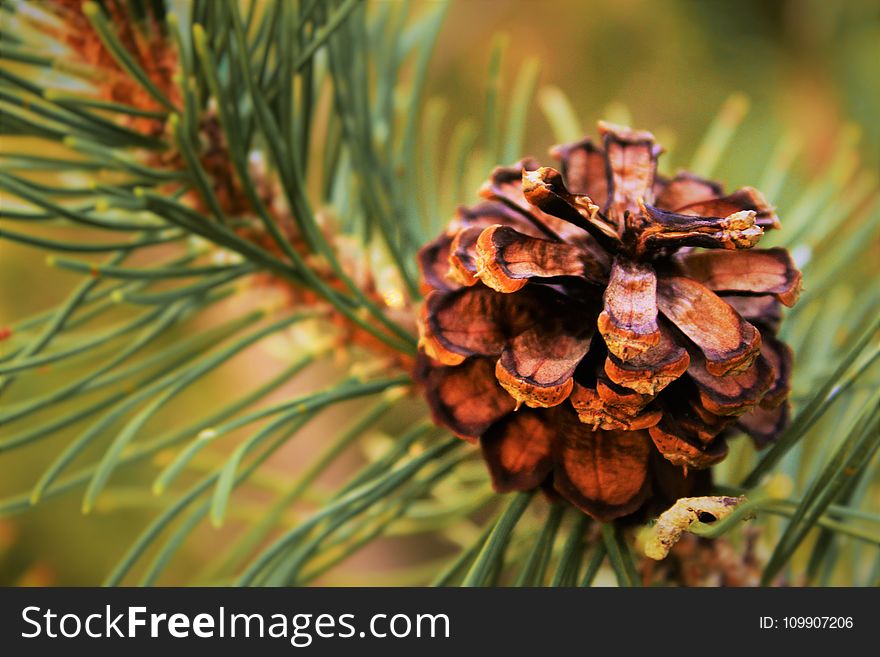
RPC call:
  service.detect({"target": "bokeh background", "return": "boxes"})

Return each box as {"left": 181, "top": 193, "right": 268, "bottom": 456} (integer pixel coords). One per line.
{"left": 1, "top": 0, "right": 878, "bottom": 585}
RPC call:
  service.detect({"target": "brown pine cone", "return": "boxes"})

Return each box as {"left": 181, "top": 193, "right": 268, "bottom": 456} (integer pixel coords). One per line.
{"left": 415, "top": 122, "right": 800, "bottom": 521}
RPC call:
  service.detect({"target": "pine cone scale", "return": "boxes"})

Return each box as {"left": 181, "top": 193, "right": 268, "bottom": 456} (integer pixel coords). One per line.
{"left": 604, "top": 321, "right": 691, "bottom": 395}
{"left": 598, "top": 256, "right": 661, "bottom": 360}
{"left": 495, "top": 318, "right": 593, "bottom": 410}
{"left": 600, "top": 121, "right": 661, "bottom": 221}
{"left": 550, "top": 139, "right": 610, "bottom": 201}
{"left": 655, "top": 172, "right": 724, "bottom": 210}
{"left": 656, "top": 276, "right": 763, "bottom": 376}
{"left": 553, "top": 420, "right": 654, "bottom": 521}
{"left": 674, "top": 248, "right": 803, "bottom": 306}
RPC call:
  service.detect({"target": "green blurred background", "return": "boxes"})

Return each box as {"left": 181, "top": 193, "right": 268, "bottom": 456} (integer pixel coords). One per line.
{"left": 435, "top": 0, "right": 879, "bottom": 170}
{"left": 1, "top": 0, "right": 878, "bottom": 585}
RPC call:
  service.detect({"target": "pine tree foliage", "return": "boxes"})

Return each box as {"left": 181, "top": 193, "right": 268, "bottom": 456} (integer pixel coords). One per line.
{"left": 0, "top": 0, "right": 878, "bottom": 586}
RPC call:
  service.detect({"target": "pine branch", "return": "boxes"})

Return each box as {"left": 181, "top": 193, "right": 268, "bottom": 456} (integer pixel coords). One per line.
{"left": 1, "top": 0, "right": 877, "bottom": 589}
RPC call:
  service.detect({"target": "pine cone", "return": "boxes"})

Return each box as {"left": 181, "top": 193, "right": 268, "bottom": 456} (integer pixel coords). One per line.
{"left": 415, "top": 122, "right": 801, "bottom": 521}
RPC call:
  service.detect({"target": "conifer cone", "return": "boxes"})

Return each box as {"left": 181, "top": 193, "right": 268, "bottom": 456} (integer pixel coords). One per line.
{"left": 415, "top": 122, "right": 801, "bottom": 521}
